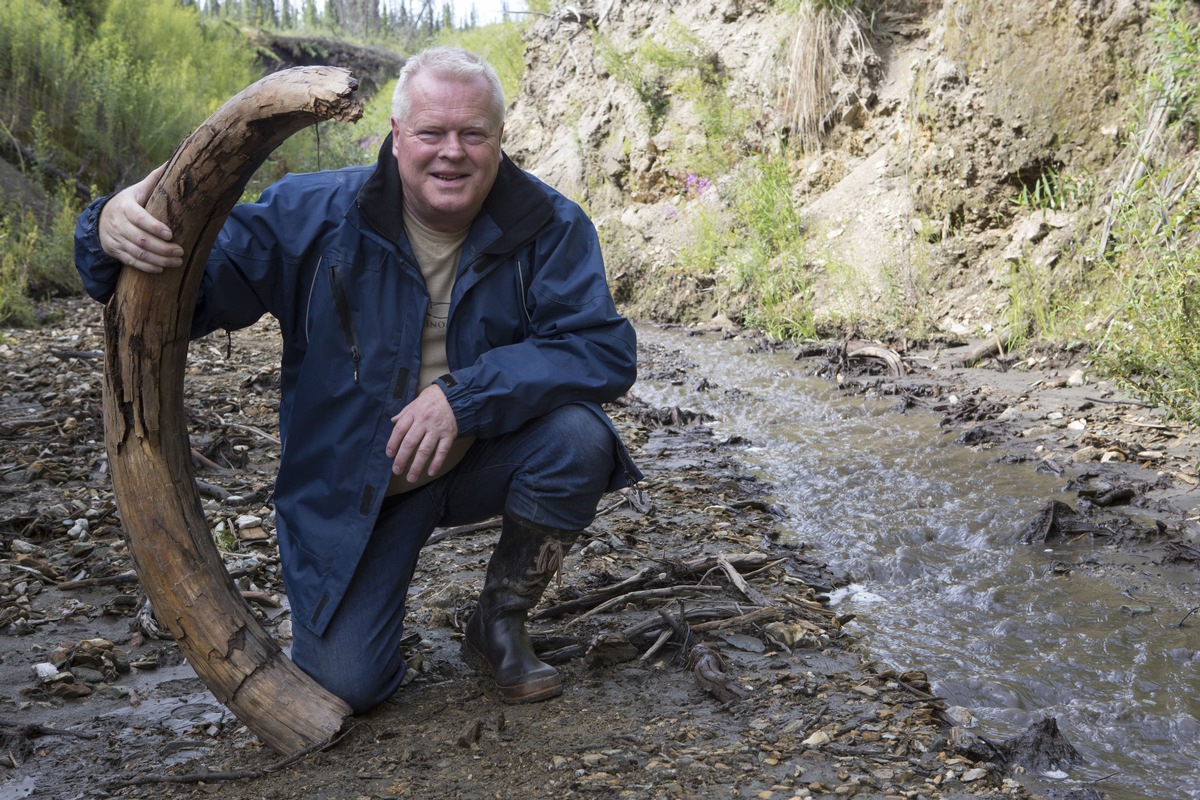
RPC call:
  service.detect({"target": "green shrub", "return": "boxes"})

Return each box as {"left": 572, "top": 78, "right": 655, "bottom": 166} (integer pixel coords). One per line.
{"left": 0, "top": 186, "right": 83, "bottom": 326}
{"left": 0, "top": 0, "right": 259, "bottom": 190}
{"left": 0, "top": 206, "right": 39, "bottom": 326}
{"left": 78, "top": 0, "right": 259, "bottom": 184}
{"left": 0, "top": 0, "right": 81, "bottom": 160}
{"left": 28, "top": 188, "right": 84, "bottom": 298}
{"left": 727, "top": 155, "right": 812, "bottom": 338}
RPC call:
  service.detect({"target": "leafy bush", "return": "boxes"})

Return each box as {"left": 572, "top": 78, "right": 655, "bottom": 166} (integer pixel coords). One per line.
{"left": 1, "top": 0, "right": 258, "bottom": 189}
{"left": 0, "top": 187, "right": 85, "bottom": 325}
{"left": 0, "top": 0, "right": 258, "bottom": 324}
{"left": 78, "top": 0, "right": 259, "bottom": 185}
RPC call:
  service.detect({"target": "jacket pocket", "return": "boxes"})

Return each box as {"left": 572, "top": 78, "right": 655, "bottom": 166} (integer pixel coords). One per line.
{"left": 328, "top": 265, "right": 362, "bottom": 384}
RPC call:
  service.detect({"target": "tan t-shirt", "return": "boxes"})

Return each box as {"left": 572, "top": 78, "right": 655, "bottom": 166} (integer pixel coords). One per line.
{"left": 387, "top": 209, "right": 476, "bottom": 495}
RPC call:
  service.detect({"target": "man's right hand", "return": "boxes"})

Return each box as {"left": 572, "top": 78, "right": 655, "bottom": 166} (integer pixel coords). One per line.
{"left": 98, "top": 164, "right": 185, "bottom": 273}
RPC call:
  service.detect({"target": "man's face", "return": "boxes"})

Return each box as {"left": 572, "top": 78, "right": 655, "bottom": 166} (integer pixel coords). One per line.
{"left": 391, "top": 72, "right": 503, "bottom": 233}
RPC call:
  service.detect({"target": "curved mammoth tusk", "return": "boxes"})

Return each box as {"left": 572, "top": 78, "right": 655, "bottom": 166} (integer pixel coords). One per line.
{"left": 101, "top": 67, "right": 362, "bottom": 755}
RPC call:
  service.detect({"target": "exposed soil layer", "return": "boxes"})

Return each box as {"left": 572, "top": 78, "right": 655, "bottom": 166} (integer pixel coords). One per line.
{"left": 3, "top": 299, "right": 1197, "bottom": 799}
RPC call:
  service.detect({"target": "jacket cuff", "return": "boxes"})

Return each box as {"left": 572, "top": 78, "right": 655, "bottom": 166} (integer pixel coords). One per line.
{"left": 435, "top": 374, "right": 480, "bottom": 436}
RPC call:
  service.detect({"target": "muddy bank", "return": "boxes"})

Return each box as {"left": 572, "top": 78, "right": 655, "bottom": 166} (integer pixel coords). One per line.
{"left": 5, "top": 300, "right": 1195, "bottom": 799}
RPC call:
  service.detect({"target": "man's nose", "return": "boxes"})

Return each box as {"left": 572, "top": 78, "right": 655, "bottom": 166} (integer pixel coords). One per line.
{"left": 439, "top": 133, "right": 465, "bottom": 157}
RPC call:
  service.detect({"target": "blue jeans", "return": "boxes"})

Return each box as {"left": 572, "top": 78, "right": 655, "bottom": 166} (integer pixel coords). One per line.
{"left": 290, "top": 404, "right": 618, "bottom": 712}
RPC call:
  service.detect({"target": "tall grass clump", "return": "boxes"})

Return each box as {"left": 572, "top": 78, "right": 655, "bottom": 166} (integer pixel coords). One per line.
{"left": 1091, "top": 0, "right": 1200, "bottom": 422}
{"left": 779, "top": 0, "right": 874, "bottom": 153}
{"left": 677, "top": 154, "right": 812, "bottom": 338}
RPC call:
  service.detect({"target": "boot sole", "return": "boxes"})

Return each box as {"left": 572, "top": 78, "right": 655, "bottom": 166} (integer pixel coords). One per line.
{"left": 461, "top": 638, "right": 563, "bottom": 704}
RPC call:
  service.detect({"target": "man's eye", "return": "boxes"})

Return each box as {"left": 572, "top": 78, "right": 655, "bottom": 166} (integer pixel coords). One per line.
{"left": 417, "top": 131, "right": 441, "bottom": 142}
{"left": 462, "top": 132, "right": 488, "bottom": 144}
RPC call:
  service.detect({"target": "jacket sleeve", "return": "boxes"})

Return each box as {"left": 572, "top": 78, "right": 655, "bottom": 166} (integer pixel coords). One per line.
{"left": 72, "top": 178, "right": 314, "bottom": 340}
{"left": 437, "top": 204, "right": 637, "bottom": 439}
{"left": 73, "top": 196, "right": 122, "bottom": 303}
{"left": 186, "top": 177, "right": 320, "bottom": 341}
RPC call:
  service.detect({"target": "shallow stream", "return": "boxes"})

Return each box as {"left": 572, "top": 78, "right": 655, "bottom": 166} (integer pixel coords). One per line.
{"left": 634, "top": 325, "right": 1200, "bottom": 800}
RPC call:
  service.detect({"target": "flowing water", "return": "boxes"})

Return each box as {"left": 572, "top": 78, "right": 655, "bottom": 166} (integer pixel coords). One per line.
{"left": 634, "top": 325, "right": 1200, "bottom": 800}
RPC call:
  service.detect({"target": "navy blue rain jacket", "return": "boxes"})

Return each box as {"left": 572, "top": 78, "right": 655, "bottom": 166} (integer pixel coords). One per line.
{"left": 75, "top": 137, "right": 640, "bottom": 635}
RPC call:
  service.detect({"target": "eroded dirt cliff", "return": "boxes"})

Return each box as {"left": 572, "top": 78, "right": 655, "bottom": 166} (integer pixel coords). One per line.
{"left": 504, "top": 0, "right": 1160, "bottom": 336}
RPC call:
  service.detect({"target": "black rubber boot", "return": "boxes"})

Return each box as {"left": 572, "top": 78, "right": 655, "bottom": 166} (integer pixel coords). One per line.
{"left": 464, "top": 511, "right": 581, "bottom": 703}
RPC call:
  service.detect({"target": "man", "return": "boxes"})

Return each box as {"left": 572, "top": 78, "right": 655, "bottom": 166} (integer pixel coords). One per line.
{"left": 74, "top": 46, "right": 640, "bottom": 713}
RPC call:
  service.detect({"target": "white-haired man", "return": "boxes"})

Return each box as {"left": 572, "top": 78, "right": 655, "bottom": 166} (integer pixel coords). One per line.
{"left": 75, "top": 46, "right": 639, "bottom": 712}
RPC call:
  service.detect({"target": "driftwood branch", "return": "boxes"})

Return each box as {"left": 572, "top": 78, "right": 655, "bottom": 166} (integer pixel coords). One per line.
{"left": 101, "top": 67, "right": 361, "bottom": 755}
{"left": 534, "top": 553, "right": 778, "bottom": 621}
{"left": 689, "top": 643, "right": 750, "bottom": 703}
{"left": 846, "top": 344, "right": 906, "bottom": 376}
{"left": 715, "top": 554, "right": 772, "bottom": 606}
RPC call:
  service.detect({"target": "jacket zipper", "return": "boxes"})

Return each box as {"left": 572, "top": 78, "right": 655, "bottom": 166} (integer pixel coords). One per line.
{"left": 328, "top": 265, "right": 362, "bottom": 384}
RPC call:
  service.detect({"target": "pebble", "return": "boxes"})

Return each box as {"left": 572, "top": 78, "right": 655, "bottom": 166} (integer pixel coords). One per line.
{"left": 944, "top": 705, "right": 977, "bottom": 728}
{"left": 582, "top": 539, "right": 611, "bottom": 556}
{"left": 802, "top": 731, "right": 831, "bottom": 747}
{"left": 235, "top": 514, "right": 263, "bottom": 530}
{"left": 31, "top": 663, "right": 59, "bottom": 681}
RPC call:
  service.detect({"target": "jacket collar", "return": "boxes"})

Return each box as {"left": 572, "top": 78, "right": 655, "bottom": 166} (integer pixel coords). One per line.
{"left": 357, "top": 133, "right": 555, "bottom": 255}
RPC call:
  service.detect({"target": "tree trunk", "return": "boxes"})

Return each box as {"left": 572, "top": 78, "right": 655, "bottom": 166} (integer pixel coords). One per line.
{"left": 101, "top": 66, "right": 361, "bottom": 755}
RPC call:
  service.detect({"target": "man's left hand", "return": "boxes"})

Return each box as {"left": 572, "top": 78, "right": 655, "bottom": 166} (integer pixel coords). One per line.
{"left": 386, "top": 384, "right": 459, "bottom": 483}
